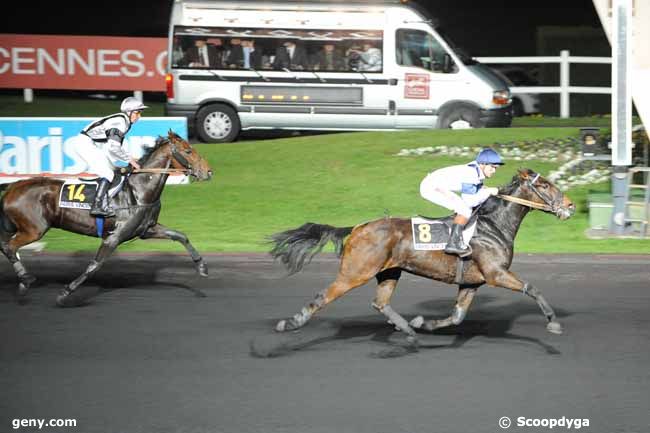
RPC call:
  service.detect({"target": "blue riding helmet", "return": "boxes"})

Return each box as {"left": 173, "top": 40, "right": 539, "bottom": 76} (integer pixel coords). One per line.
{"left": 476, "top": 148, "right": 505, "bottom": 165}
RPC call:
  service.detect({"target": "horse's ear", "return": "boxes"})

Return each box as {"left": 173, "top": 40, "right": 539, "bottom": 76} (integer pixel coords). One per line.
{"left": 168, "top": 129, "right": 174, "bottom": 138}
{"left": 517, "top": 168, "right": 534, "bottom": 179}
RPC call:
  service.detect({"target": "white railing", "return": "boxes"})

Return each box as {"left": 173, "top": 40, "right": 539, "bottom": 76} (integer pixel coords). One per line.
{"left": 476, "top": 50, "right": 612, "bottom": 118}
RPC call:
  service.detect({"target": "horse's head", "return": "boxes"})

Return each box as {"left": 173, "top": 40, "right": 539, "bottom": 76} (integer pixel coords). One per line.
{"left": 514, "top": 169, "right": 575, "bottom": 220}
{"left": 166, "top": 130, "right": 213, "bottom": 181}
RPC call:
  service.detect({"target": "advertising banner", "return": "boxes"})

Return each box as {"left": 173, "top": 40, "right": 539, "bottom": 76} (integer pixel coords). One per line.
{"left": 0, "top": 34, "right": 167, "bottom": 91}
{"left": 0, "top": 117, "right": 188, "bottom": 183}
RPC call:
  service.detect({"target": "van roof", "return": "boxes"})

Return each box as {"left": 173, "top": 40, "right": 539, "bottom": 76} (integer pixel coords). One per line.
{"left": 179, "top": 0, "right": 407, "bottom": 12}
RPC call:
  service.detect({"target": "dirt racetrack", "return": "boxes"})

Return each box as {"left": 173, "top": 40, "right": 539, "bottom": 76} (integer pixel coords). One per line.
{"left": 1, "top": 253, "right": 649, "bottom": 433}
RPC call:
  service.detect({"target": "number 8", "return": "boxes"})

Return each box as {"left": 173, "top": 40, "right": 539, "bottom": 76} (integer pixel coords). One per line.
{"left": 418, "top": 224, "right": 431, "bottom": 242}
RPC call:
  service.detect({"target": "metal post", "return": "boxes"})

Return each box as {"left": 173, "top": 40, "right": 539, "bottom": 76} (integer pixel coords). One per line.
{"left": 133, "top": 90, "right": 144, "bottom": 102}
{"left": 609, "top": 0, "right": 634, "bottom": 235}
{"left": 559, "top": 50, "right": 570, "bottom": 118}
{"left": 23, "top": 89, "right": 33, "bottom": 103}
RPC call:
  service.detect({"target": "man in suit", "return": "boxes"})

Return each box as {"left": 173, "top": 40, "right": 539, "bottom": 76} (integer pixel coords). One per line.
{"left": 184, "top": 37, "right": 221, "bottom": 68}
{"left": 273, "top": 41, "right": 308, "bottom": 70}
{"left": 238, "top": 39, "right": 263, "bottom": 69}
{"left": 311, "top": 43, "right": 346, "bottom": 71}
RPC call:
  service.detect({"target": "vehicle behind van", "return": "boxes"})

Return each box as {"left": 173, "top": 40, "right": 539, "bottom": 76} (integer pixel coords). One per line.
{"left": 165, "top": 0, "right": 512, "bottom": 142}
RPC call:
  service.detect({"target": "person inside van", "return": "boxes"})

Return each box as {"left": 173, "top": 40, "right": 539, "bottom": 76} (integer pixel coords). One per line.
{"left": 312, "top": 43, "right": 345, "bottom": 71}
{"left": 241, "top": 39, "right": 263, "bottom": 69}
{"left": 185, "top": 37, "right": 220, "bottom": 68}
{"left": 226, "top": 38, "right": 243, "bottom": 68}
{"left": 419, "top": 148, "right": 504, "bottom": 257}
{"left": 273, "top": 40, "right": 308, "bottom": 70}
{"left": 347, "top": 42, "right": 382, "bottom": 72}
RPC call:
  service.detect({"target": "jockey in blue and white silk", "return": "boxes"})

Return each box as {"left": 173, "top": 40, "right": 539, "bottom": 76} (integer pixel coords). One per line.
{"left": 420, "top": 148, "right": 504, "bottom": 257}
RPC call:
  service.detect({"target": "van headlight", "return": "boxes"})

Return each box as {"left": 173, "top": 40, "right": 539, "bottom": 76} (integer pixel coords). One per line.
{"left": 492, "top": 90, "right": 511, "bottom": 106}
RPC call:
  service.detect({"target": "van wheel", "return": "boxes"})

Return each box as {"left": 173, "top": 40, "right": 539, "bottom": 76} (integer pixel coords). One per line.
{"left": 196, "top": 104, "right": 240, "bottom": 143}
{"left": 439, "top": 105, "right": 481, "bottom": 129}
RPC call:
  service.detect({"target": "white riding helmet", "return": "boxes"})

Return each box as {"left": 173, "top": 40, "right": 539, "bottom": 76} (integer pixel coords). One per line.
{"left": 120, "top": 97, "right": 149, "bottom": 114}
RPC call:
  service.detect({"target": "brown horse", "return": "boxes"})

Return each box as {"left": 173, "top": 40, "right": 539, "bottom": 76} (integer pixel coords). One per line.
{"left": 269, "top": 169, "right": 575, "bottom": 344}
{"left": 0, "top": 130, "right": 212, "bottom": 306}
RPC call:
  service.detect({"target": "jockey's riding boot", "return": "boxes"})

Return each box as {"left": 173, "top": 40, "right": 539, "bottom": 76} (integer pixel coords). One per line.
{"left": 444, "top": 223, "right": 472, "bottom": 257}
{"left": 90, "top": 178, "right": 115, "bottom": 218}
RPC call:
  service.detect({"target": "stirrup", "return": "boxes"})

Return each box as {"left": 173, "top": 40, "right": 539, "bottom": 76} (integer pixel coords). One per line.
{"left": 444, "top": 244, "right": 472, "bottom": 257}
{"left": 90, "top": 208, "right": 115, "bottom": 218}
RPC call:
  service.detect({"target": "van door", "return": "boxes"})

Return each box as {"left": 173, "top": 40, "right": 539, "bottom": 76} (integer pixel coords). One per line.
{"left": 393, "top": 29, "right": 461, "bottom": 128}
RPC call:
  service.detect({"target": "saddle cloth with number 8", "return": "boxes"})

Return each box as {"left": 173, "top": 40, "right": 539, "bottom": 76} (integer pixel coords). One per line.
{"left": 410, "top": 216, "right": 477, "bottom": 251}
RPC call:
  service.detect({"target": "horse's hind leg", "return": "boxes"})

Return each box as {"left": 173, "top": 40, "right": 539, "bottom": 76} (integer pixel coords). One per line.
{"left": 410, "top": 286, "right": 478, "bottom": 332}
{"left": 276, "top": 224, "right": 393, "bottom": 332}
{"left": 276, "top": 273, "right": 371, "bottom": 332}
{"left": 2, "top": 227, "right": 44, "bottom": 298}
{"left": 372, "top": 268, "right": 418, "bottom": 343}
{"left": 140, "top": 223, "right": 208, "bottom": 277}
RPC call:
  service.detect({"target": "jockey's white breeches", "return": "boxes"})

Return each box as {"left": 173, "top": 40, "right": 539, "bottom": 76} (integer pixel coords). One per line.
{"left": 420, "top": 174, "right": 472, "bottom": 219}
{"left": 71, "top": 134, "right": 116, "bottom": 181}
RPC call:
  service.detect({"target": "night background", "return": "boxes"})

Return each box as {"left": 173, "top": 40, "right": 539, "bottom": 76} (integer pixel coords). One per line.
{"left": 5, "top": 0, "right": 607, "bottom": 55}
{"left": 4, "top": 0, "right": 611, "bottom": 115}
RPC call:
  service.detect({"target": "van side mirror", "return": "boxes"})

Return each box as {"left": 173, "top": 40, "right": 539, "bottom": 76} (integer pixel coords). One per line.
{"left": 442, "top": 54, "right": 454, "bottom": 73}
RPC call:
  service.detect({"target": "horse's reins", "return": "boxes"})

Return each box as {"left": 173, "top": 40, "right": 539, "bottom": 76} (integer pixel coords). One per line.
{"left": 497, "top": 173, "right": 559, "bottom": 213}
{"left": 131, "top": 168, "right": 190, "bottom": 174}
{"left": 497, "top": 194, "right": 553, "bottom": 212}
{"left": 122, "top": 139, "right": 194, "bottom": 176}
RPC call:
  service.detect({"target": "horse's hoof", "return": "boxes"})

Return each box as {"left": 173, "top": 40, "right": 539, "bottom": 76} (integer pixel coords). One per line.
{"left": 406, "top": 335, "right": 419, "bottom": 347}
{"left": 17, "top": 282, "right": 29, "bottom": 297}
{"left": 275, "top": 320, "right": 288, "bottom": 332}
{"left": 547, "top": 321, "right": 563, "bottom": 335}
{"left": 22, "top": 274, "right": 36, "bottom": 286}
{"left": 56, "top": 288, "right": 71, "bottom": 307}
{"left": 409, "top": 316, "right": 424, "bottom": 329}
{"left": 197, "top": 262, "right": 208, "bottom": 278}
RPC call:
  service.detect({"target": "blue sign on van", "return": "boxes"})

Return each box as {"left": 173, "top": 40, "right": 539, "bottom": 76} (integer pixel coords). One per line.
{"left": 0, "top": 117, "right": 187, "bottom": 176}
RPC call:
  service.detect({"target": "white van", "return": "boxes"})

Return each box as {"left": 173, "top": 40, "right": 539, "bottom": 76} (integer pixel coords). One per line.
{"left": 165, "top": 0, "right": 512, "bottom": 142}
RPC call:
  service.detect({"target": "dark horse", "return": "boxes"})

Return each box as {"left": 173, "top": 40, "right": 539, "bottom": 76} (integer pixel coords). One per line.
{"left": 0, "top": 130, "right": 212, "bottom": 306}
{"left": 269, "top": 169, "right": 575, "bottom": 344}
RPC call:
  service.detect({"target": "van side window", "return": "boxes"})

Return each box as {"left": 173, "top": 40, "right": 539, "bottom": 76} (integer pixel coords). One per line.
{"left": 172, "top": 26, "right": 383, "bottom": 72}
{"left": 396, "top": 29, "right": 456, "bottom": 73}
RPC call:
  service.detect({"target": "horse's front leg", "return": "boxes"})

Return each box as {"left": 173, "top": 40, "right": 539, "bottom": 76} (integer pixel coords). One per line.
{"left": 140, "top": 223, "right": 208, "bottom": 277}
{"left": 482, "top": 267, "right": 562, "bottom": 335}
{"left": 410, "top": 286, "right": 477, "bottom": 331}
{"left": 56, "top": 235, "right": 120, "bottom": 307}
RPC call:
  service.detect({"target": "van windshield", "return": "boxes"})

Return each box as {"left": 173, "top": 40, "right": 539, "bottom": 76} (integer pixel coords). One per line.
{"left": 395, "top": 29, "right": 458, "bottom": 73}
{"left": 433, "top": 27, "right": 476, "bottom": 66}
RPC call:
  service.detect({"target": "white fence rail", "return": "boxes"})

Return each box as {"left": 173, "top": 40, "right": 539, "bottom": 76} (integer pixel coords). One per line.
{"left": 476, "top": 50, "right": 612, "bottom": 118}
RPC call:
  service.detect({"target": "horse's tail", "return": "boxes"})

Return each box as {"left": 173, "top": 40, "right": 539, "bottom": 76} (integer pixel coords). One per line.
{"left": 269, "top": 222, "right": 354, "bottom": 274}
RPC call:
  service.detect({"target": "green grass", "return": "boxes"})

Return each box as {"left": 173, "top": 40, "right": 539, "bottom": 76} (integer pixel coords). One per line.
{"left": 2, "top": 95, "right": 647, "bottom": 254}
{"left": 31, "top": 128, "right": 649, "bottom": 254}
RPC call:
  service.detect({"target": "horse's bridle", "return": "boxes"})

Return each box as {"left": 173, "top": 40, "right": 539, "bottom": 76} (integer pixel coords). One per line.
{"left": 169, "top": 140, "right": 194, "bottom": 176}
{"left": 526, "top": 173, "right": 563, "bottom": 214}
{"left": 498, "top": 173, "right": 563, "bottom": 214}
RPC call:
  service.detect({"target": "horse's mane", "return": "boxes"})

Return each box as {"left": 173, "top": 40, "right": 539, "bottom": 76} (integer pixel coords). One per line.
{"left": 138, "top": 136, "right": 171, "bottom": 166}
{"left": 477, "top": 168, "right": 536, "bottom": 216}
